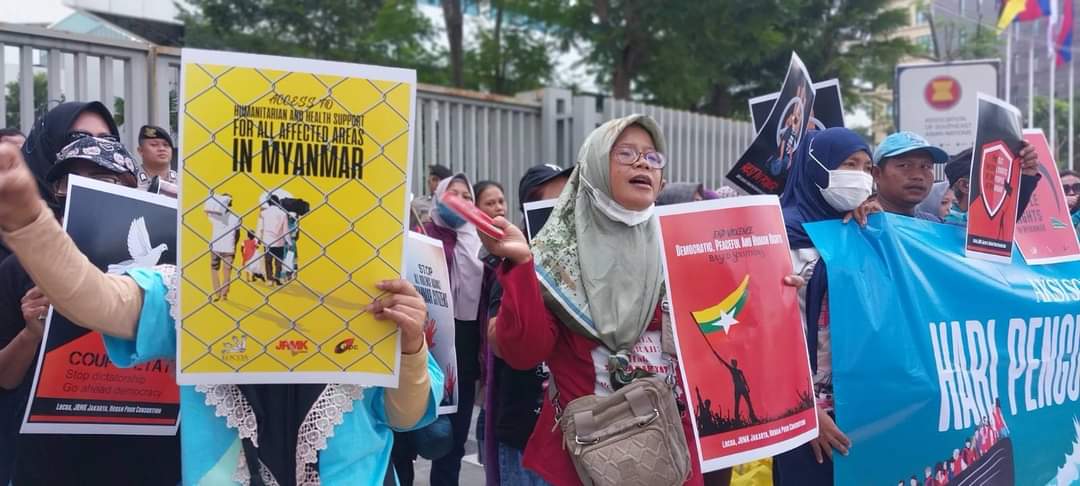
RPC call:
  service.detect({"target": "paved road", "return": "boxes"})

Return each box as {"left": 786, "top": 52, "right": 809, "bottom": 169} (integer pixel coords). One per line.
{"left": 410, "top": 406, "right": 486, "bottom": 486}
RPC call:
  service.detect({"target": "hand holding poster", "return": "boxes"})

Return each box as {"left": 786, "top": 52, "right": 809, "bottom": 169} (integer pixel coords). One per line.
{"left": 177, "top": 49, "right": 416, "bottom": 385}
{"left": 656, "top": 196, "right": 817, "bottom": 472}
{"left": 726, "top": 53, "right": 816, "bottom": 195}
{"left": 965, "top": 94, "right": 1024, "bottom": 261}
{"left": 404, "top": 232, "right": 458, "bottom": 414}
{"left": 806, "top": 214, "right": 1080, "bottom": 486}
{"left": 22, "top": 177, "right": 179, "bottom": 435}
{"left": 1015, "top": 129, "right": 1080, "bottom": 264}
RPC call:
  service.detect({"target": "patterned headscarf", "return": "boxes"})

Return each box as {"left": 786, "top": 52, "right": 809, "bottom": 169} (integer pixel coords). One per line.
{"left": 531, "top": 114, "right": 667, "bottom": 352}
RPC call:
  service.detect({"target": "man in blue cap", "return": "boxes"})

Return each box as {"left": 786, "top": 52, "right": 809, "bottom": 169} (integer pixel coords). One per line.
{"left": 869, "top": 132, "right": 1040, "bottom": 222}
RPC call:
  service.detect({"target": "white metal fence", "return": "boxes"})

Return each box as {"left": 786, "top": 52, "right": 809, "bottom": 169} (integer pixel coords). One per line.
{"left": 0, "top": 23, "right": 755, "bottom": 220}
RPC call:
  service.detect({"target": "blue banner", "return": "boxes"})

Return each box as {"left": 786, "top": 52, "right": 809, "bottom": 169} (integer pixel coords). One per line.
{"left": 806, "top": 214, "right": 1080, "bottom": 486}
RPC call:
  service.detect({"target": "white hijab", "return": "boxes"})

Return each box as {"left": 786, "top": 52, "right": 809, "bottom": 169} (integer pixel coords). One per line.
{"left": 430, "top": 174, "right": 485, "bottom": 321}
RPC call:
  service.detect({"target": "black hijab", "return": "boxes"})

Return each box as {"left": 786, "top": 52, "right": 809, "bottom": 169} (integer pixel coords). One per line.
{"left": 21, "top": 101, "right": 119, "bottom": 217}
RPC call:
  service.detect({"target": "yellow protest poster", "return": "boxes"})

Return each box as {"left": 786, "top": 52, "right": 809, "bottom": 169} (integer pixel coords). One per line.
{"left": 176, "top": 49, "right": 415, "bottom": 385}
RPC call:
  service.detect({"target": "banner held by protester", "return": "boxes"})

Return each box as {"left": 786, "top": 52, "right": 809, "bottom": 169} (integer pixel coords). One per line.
{"left": 966, "top": 94, "right": 1024, "bottom": 262}
{"left": 21, "top": 177, "right": 180, "bottom": 435}
{"left": 657, "top": 195, "right": 818, "bottom": 472}
{"left": 726, "top": 53, "right": 816, "bottom": 196}
{"left": 808, "top": 213, "right": 1080, "bottom": 486}
{"left": 177, "top": 49, "right": 416, "bottom": 385}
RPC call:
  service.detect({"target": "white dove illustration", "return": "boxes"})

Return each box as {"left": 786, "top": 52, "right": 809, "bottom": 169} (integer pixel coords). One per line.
{"left": 106, "top": 217, "right": 168, "bottom": 274}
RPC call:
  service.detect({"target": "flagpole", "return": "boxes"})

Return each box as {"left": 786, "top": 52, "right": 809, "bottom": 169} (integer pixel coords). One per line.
{"left": 1050, "top": 50, "right": 1057, "bottom": 156}
{"left": 1006, "top": 23, "right": 1014, "bottom": 104}
{"left": 1030, "top": 22, "right": 1037, "bottom": 128}
{"left": 1069, "top": 57, "right": 1074, "bottom": 170}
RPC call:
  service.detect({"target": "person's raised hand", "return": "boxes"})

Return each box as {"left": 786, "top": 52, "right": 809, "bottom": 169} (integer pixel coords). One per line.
{"left": 0, "top": 144, "right": 43, "bottom": 232}
{"left": 843, "top": 198, "right": 883, "bottom": 227}
{"left": 1018, "top": 141, "right": 1039, "bottom": 177}
{"left": 367, "top": 279, "right": 428, "bottom": 355}
{"left": 478, "top": 217, "right": 532, "bottom": 265}
{"left": 810, "top": 407, "right": 851, "bottom": 464}
{"left": 20, "top": 286, "right": 49, "bottom": 339}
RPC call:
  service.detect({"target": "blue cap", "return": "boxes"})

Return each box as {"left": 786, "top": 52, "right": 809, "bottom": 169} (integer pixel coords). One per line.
{"left": 872, "top": 131, "right": 949, "bottom": 165}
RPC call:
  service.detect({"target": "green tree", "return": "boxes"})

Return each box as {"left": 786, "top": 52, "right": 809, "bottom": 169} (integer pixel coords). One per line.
{"left": 179, "top": 0, "right": 446, "bottom": 83}
{"left": 441, "top": 0, "right": 465, "bottom": 87}
{"left": 1033, "top": 95, "right": 1080, "bottom": 170}
{"left": 113, "top": 97, "right": 126, "bottom": 128}
{"left": 5, "top": 73, "right": 48, "bottom": 129}
{"left": 464, "top": 0, "right": 553, "bottom": 95}
{"left": 932, "top": 9, "right": 1000, "bottom": 61}
{"left": 532, "top": 0, "right": 915, "bottom": 117}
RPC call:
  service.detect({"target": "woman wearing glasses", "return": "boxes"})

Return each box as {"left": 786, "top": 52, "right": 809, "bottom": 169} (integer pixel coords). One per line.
{"left": 1062, "top": 170, "right": 1080, "bottom": 235}
{"left": 479, "top": 114, "right": 804, "bottom": 486}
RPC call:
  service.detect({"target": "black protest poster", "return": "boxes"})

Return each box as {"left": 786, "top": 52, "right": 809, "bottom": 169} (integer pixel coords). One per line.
{"left": 726, "top": 53, "right": 816, "bottom": 195}
{"left": 523, "top": 199, "right": 556, "bottom": 242}
{"left": 965, "top": 94, "right": 1024, "bottom": 262}
{"left": 21, "top": 176, "right": 180, "bottom": 435}
{"left": 749, "top": 79, "right": 844, "bottom": 133}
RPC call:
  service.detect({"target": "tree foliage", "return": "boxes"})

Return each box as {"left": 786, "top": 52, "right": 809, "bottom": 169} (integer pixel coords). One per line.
{"left": 181, "top": 0, "right": 918, "bottom": 118}
{"left": 179, "top": 0, "right": 446, "bottom": 83}
{"left": 1033, "top": 95, "right": 1080, "bottom": 170}
{"left": 529, "top": 0, "right": 916, "bottom": 117}
{"left": 463, "top": 0, "right": 554, "bottom": 95}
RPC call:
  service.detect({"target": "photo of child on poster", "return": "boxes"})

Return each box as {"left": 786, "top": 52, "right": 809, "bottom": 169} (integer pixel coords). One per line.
{"left": 727, "top": 53, "right": 817, "bottom": 195}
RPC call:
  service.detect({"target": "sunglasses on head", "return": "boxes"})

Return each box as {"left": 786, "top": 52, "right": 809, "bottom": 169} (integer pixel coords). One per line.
{"left": 1064, "top": 182, "right": 1080, "bottom": 196}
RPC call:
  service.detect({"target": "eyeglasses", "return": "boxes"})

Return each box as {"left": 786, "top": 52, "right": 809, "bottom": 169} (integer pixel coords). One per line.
{"left": 611, "top": 144, "right": 666, "bottom": 169}
{"left": 1064, "top": 182, "right": 1080, "bottom": 196}
{"left": 54, "top": 173, "right": 125, "bottom": 198}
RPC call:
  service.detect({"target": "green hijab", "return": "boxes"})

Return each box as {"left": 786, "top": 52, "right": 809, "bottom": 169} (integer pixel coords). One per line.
{"left": 531, "top": 114, "right": 667, "bottom": 353}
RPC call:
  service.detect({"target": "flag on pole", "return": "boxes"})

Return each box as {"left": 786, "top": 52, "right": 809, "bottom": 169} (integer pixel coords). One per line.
{"left": 1017, "top": 0, "right": 1053, "bottom": 21}
{"left": 999, "top": 0, "right": 1033, "bottom": 30}
{"left": 1057, "top": 0, "right": 1074, "bottom": 65}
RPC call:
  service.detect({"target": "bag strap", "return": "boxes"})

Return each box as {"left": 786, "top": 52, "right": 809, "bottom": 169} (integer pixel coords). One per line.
{"left": 660, "top": 299, "right": 676, "bottom": 357}
{"left": 548, "top": 300, "right": 677, "bottom": 423}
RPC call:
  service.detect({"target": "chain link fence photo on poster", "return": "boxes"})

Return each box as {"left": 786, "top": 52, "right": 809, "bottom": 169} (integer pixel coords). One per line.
{"left": 176, "top": 49, "right": 416, "bottom": 385}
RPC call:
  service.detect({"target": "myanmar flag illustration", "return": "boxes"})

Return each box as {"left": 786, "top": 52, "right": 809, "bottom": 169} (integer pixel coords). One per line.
{"left": 691, "top": 275, "right": 749, "bottom": 335}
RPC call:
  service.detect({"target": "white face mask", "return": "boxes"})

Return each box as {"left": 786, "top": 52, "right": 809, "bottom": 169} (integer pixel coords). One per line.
{"left": 819, "top": 169, "right": 873, "bottom": 212}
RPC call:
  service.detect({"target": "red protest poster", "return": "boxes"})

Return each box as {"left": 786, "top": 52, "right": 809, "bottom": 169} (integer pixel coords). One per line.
{"left": 966, "top": 94, "right": 1024, "bottom": 262}
{"left": 656, "top": 196, "right": 817, "bottom": 472}
{"left": 1015, "top": 129, "right": 1080, "bottom": 264}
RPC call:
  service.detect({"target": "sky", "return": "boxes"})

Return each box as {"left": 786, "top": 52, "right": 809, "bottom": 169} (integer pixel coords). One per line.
{"left": 4, "top": 0, "right": 74, "bottom": 24}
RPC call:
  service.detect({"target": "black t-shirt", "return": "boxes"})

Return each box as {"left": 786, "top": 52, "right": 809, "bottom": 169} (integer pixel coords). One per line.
{"left": 488, "top": 279, "right": 547, "bottom": 450}
{"left": 0, "top": 255, "right": 182, "bottom": 486}
{"left": 0, "top": 253, "right": 33, "bottom": 484}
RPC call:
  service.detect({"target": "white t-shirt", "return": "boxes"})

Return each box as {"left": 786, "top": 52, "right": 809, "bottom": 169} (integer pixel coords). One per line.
{"left": 209, "top": 212, "right": 241, "bottom": 254}
{"left": 259, "top": 206, "right": 289, "bottom": 248}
